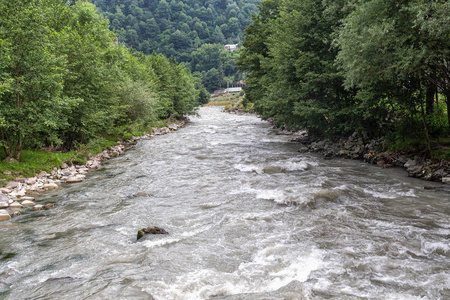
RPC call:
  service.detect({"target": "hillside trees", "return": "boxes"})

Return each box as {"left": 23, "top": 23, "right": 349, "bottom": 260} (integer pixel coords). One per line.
{"left": 0, "top": 0, "right": 199, "bottom": 161}
{"left": 90, "top": 0, "right": 261, "bottom": 91}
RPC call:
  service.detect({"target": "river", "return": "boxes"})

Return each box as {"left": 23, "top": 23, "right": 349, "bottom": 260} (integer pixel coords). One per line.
{"left": 0, "top": 106, "right": 449, "bottom": 300}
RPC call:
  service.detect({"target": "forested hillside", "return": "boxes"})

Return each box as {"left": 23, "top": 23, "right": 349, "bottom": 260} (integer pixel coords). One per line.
{"left": 238, "top": 0, "right": 450, "bottom": 156}
{"left": 0, "top": 0, "right": 199, "bottom": 162}
{"left": 90, "top": 0, "right": 261, "bottom": 91}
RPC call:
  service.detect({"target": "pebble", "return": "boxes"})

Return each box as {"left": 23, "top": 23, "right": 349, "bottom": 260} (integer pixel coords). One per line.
{"left": 9, "top": 202, "right": 23, "bottom": 208}
{"left": 0, "top": 209, "right": 11, "bottom": 221}
{"left": 34, "top": 205, "right": 45, "bottom": 211}
{"left": 21, "top": 200, "right": 35, "bottom": 207}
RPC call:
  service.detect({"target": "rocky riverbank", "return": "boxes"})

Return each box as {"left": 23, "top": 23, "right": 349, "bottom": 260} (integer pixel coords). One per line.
{"left": 0, "top": 119, "right": 188, "bottom": 221}
{"left": 288, "top": 130, "right": 450, "bottom": 187}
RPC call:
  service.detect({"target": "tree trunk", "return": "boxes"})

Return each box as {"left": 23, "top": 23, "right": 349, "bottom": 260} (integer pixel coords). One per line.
{"left": 14, "top": 138, "right": 23, "bottom": 161}
{"left": 426, "top": 85, "right": 435, "bottom": 115}
{"left": 445, "top": 87, "right": 450, "bottom": 135}
{"left": 420, "top": 101, "right": 432, "bottom": 157}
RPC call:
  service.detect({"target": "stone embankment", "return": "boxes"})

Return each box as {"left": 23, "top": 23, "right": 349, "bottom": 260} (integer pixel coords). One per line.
{"left": 0, "top": 120, "right": 187, "bottom": 221}
{"left": 288, "top": 130, "right": 450, "bottom": 186}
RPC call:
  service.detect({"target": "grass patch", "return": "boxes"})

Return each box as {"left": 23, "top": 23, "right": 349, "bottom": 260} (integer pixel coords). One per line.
{"left": 0, "top": 149, "right": 80, "bottom": 183}
{"left": 0, "top": 137, "right": 120, "bottom": 185}
{"left": 203, "top": 102, "right": 233, "bottom": 106}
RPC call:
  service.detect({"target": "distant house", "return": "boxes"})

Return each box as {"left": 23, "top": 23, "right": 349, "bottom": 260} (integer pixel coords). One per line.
{"left": 224, "top": 44, "right": 238, "bottom": 52}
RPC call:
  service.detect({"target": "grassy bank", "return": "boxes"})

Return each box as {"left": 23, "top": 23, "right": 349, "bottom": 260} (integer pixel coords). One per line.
{"left": 0, "top": 121, "right": 172, "bottom": 186}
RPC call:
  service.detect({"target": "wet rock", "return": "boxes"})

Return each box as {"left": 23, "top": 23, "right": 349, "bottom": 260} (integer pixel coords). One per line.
{"left": 137, "top": 226, "right": 168, "bottom": 240}
{"left": 19, "top": 196, "right": 35, "bottom": 202}
{"left": 0, "top": 209, "right": 11, "bottom": 221}
{"left": 61, "top": 163, "right": 69, "bottom": 169}
{"left": 34, "top": 204, "right": 45, "bottom": 211}
{"left": 11, "top": 211, "right": 21, "bottom": 217}
{"left": 9, "top": 201, "right": 23, "bottom": 208}
{"left": 168, "top": 124, "right": 178, "bottom": 131}
{"left": 133, "top": 191, "right": 148, "bottom": 197}
{"left": 14, "top": 177, "right": 26, "bottom": 183}
{"left": 442, "top": 177, "right": 450, "bottom": 185}
{"left": 45, "top": 203, "right": 55, "bottom": 209}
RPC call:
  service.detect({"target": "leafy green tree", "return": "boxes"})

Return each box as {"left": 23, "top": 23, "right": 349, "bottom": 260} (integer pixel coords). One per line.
{"left": 336, "top": 0, "right": 450, "bottom": 151}
{"left": 0, "top": 0, "right": 78, "bottom": 161}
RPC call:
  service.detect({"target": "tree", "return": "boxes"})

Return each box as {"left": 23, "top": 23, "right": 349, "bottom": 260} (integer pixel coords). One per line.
{"left": 0, "top": 0, "right": 78, "bottom": 161}
{"left": 336, "top": 0, "right": 450, "bottom": 151}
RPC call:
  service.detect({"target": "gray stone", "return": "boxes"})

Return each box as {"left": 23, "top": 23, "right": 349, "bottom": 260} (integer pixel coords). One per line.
{"left": 14, "top": 177, "right": 26, "bottom": 183}
{"left": 5, "top": 182, "right": 20, "bottom": 190}
{"left": 0, "top": 188, "right": 12, "bottom": 194}
{"left": 3, "top": 170, "right": 12, "bottom": 176}
{"left": 0, "top": 209, "right": 11, "bottom": 221}
{"left": 0, "top": 197, "right": 9, "bottom": 209}
{"left": 442, "top": 177, "right": 450, "bottom": 184}
{"left": 404, "top": 159, "right": 417, "bottom": 169}
{"left": 61, "top": 163, "right": 69, "bottom": 169}
{"left": 26, "top": 177, "right": 37, "bottom": 185}
{"left": 43, "top": 183, "right": 58, "bottom": 190}
{"left": 339, "top": 149, "right": 350, "bottom": 156}
{"left": 65, "top": 176, "right": 83, "bottom": 183}
{"left": 61, "top": 170, "right": 72, "bottom": 177}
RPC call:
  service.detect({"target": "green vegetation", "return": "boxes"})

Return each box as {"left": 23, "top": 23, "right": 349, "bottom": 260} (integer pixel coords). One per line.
{"left": 238, "top": 0, "right": 450, "bottom": 156}
{"left": 89, "top": 0, "right": 261, "bottom": 91}
{"left": 0, "top": 1, "right": 200, "bottom": 171}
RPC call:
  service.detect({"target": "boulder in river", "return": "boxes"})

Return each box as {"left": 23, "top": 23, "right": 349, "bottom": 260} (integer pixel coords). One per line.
{"left": 137, "top": 226, "right": 168, "bottom": 240}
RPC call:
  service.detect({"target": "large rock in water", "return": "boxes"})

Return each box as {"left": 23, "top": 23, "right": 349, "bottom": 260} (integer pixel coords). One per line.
{"left": 137, "top": 226, "right": 168, "bottom": 240}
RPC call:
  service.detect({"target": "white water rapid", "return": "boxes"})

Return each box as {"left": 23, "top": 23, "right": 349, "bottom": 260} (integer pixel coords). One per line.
{"left": 0, "top": 107, "right": 449, "bottom": 300}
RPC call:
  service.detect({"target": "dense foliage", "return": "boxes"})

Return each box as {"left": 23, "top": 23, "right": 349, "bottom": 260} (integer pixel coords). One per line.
{"left": 89, "top": 0, "right": 261, "bottom": 91}
{"left": 0, "top": 0, "right": 200, "bottom": 161}
{"left": 238, "top": 0, "right": 450, "bottom": 153}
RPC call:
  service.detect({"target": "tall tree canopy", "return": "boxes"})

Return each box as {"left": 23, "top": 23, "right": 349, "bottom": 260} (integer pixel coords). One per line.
{"left": 239, "top": 0, "right": 450, "bottom": 152}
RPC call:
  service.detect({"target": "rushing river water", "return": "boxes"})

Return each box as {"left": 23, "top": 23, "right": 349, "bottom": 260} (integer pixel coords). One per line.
{"left": 1, "top": 107, "right": 449, "bottom": 300}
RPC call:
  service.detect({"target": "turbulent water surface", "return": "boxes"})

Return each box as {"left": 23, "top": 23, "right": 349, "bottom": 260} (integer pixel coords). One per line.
{"left": 0, "top": 107, "right": 449, "bottom": 300}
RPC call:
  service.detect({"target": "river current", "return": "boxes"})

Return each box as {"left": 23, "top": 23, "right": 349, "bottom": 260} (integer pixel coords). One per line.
{"left": 1, "top": 107, "right": 449, "bottom": 300}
